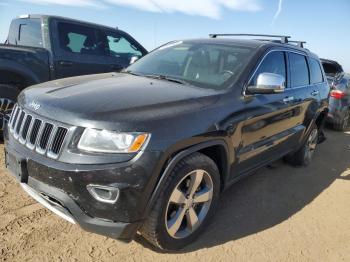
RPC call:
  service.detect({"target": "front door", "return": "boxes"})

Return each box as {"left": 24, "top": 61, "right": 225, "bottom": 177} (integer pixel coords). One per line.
{"left": 231, "top": 50, "right": 306, "bottom": 177}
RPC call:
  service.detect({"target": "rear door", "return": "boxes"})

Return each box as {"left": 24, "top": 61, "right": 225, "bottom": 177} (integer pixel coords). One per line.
{"left": 308, "top": 57, "right": 329, "bottom": 113}
{"left": 287, "top": 52, "right": 319, "bottom": 134}
{"left": 52, "top": 20, "right": 111, "bottom": 78}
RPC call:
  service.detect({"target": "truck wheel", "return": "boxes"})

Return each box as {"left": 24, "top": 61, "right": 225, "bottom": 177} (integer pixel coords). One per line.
{"left": 333, "top": 108, "right": 349, "bottom": 131}
{"left": 285, "top": 123, "right": 319, "bottom": 166}
{"left": 141, "top": 152, "right": 220, "bottom": 251}
{"left": 0, "top": 84, "right": 18, "bottom": 138}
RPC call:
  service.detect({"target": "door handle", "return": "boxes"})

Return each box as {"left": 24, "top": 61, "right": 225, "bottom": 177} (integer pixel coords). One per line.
{"left": 311, "top": 90, "right": 319, "bottom": 96}
{"left": 59, "top": 61, "right": 73, "bottom": 67}
{"left": 283, "top": 96, "right": 294, "bottom": 103}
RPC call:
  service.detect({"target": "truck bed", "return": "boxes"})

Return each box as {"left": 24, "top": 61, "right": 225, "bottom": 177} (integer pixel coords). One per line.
{"left": 0, "top": 44, "right": 50, "bottom": 84}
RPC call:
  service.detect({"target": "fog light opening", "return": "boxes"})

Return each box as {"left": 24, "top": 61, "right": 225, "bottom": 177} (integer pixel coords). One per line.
{"left": 87, "top": 185, "right": 120, "bottom": 204}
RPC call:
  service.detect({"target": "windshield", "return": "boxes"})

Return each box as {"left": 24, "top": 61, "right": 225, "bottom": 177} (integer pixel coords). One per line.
{"left": 126, "top": 41, "right": 255, "bottom": 90}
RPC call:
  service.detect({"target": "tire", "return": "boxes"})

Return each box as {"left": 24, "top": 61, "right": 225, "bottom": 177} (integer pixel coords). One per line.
{"left": 140, "top": 152, "right": 220, "bottom": 251}
{"left": 333, "top": 108, "right": 349, "bottom": 131}
{"left": 284, "top": 123, "right": 319, "bottom": 166}
{"left": 0, "top": 84, "right": 19, "bottom": 136}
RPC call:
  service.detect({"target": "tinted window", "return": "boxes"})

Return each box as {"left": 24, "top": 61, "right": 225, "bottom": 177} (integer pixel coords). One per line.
{"left": 289, "top": 53, "right": 309, "bottom": 87}
{"left": 57, "top": 22, "right": 104, "bottom": 55}
{"left": 104, "top": 31, "right": 143, "bottom": 58}
{"left": 127, "top": 42, "right": 255, "bottom": 90}
{"left": 7, "top": 19, "right": 43, "bottom": 47}
{"left": 309, "top": 58, "right": 323, "bottom": 84}
{"left": 250, "top": 51, "right": 286, "bottom": 86}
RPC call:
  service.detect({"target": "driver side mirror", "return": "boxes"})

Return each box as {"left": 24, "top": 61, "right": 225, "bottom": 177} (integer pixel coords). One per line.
{"left": 247, "top": 73, "right": 285, "bottom": 94}
{"left": 130, "top": 56, "right": 139, "bottom": 65}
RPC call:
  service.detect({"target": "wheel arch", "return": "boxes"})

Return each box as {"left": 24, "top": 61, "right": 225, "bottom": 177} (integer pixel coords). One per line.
{"left": 144, "top": 140, "right": 230, "bottom": 218}
{"left": 0, "top": 60, "right": 40, "bottom": 90}
{"left": 315, "top": 108, "right": 328, "bottom": 129}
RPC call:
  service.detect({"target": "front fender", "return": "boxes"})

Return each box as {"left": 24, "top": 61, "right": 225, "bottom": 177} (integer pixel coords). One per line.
{"left": 143, "top": 139, "right": 230, "bottom": 218}
{"left": 0, "top": 58, "right": 40, "bottom": 86}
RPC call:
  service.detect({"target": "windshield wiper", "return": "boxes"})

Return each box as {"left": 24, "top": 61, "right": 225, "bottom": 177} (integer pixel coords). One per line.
{"left": 143, "top": 74, "right": 189, "bottom": 85}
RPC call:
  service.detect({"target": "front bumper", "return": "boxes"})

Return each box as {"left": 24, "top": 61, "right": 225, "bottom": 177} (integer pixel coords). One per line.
{"left": 4, "top": 133, "right": 163, "bottom": 241}
{"left": 20, "top": 177, "right": 140, "bottom": 240}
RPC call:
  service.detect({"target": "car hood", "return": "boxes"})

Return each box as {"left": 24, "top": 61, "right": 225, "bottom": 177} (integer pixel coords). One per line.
{"left": 19, "top": 73, "right": 221, "bottom": 129}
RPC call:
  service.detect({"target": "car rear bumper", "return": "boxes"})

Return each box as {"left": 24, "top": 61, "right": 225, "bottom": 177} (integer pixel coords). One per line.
{"left": 326, "top": 98, "right": 349, "bottom": 124}
{"left": 326, "top": 107, "right": 347, "bottom": 124}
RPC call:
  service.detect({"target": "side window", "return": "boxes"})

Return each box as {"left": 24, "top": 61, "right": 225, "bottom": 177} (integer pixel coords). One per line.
{"left": 104, "top": 31, "right": 143, "bottom": 58}
{"left": 289, "top": 53, "right": 309, "bottom": 87}
{"left": 309, "top": 58, "right": 324, "bottom": 84}
{"left": 250, "top": 51, "right": 286, "bottom": 86}
{"left": 8, "top": 19, "right": 43, "bottom": 47}
{"left": 57, "top": 22, "right": 103, "bottom": 55}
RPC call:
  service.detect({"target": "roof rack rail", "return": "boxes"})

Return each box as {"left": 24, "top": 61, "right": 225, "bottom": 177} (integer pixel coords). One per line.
{"left": 288, "top": 41, "right": 306, "bottom": 48}
{"left": 209, "top": 34, "right": 291, "bottom": 44}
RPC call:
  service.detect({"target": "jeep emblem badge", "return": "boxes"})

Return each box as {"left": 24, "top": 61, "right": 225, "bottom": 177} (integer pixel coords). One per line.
{"left": 29, "top": 101, "right": 41, "bottom": 111}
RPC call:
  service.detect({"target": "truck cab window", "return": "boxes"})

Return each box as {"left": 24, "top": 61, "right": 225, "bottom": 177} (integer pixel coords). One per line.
{"left": 7, "top": 18, "right": 43, "bottom": 47}
{"left": 57, "top": 22, "right": 103, "bottom": 55}
{"left": 104, "top": 31, "right": 143, "bottom": 60}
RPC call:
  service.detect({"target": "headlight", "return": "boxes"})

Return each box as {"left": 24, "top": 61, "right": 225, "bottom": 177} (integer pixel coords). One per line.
{"left": 77, "top": 129, "right": 150, "bottom": 153}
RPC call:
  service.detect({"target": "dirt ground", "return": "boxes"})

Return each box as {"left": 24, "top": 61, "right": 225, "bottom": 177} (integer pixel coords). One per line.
{"left": 0, "top": 129, "right": 349, "bottom": 262}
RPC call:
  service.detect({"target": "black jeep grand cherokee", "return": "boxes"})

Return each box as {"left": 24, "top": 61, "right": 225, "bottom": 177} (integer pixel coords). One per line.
{"left": 4, "top": 34, "right": 329, "bottom": 250}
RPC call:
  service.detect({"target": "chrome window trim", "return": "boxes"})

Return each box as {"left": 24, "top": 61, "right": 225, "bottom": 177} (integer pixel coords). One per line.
{"left": 244, "top": 49, "right": 327, "bottom": 96}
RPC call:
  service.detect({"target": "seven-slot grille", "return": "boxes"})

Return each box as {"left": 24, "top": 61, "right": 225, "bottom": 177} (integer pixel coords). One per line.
{"left": 8, "top": 105, "right": 68, "bottom": 159}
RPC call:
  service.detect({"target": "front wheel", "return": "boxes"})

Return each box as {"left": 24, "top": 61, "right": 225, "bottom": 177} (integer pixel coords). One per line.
{"left": 141, "top": 153, "right": 220, "bottom": 251}
{"left": 285, "top": 123, "right": 319, "bottom": 166}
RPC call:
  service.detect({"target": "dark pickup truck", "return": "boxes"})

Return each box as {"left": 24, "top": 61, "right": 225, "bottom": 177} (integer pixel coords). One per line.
{"left": 0, "top": 14, "right": 147, "bottom": 134}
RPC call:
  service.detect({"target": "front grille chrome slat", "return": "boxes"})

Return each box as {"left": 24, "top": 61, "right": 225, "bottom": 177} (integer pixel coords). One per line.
{"left": 38, "top": 123, "right": 54, "bottom": 153}
{"left": 19, "top": 115, "right": 33, "bottom": 144}
{"left": 14, "top": 111, "right": 25, "bottom": 138}
{"left": 11, "top": 107, "right": 21, "bottom": 132}
{"left": 9, "top": 104, "right": 18, "bottom": 127}
{"left": 48, "top": 127, "right": 68, "bottom": 159}
{"left": 9, "top": 104, "right": 68, "bottom": 159}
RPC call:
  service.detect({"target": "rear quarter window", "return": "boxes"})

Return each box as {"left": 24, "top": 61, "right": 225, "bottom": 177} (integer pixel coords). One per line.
{"left": 309, "top": 58, "right": 324, "bottom": 84}
{"left": 7, "top": 18, "right": 43, "bottom": 48}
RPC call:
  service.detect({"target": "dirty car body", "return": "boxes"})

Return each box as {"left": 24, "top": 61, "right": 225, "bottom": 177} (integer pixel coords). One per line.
{"left": 4, "top": 38, "right": 329, "bottom": 247}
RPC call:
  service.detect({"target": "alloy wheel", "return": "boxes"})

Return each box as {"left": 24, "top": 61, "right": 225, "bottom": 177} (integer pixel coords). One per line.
{"left": 304, "top": 128, "right": 318, "bottom": 161}
{"left": 0, "top": 98, "right": 15, "bottom": 130}
{"left": 165, "top": 169, "right": 213, "bottom": 239}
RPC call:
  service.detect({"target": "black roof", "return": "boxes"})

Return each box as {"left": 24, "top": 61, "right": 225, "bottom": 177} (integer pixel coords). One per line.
{"left": 15, "top": 14, "right": 118, "bottom": 31}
